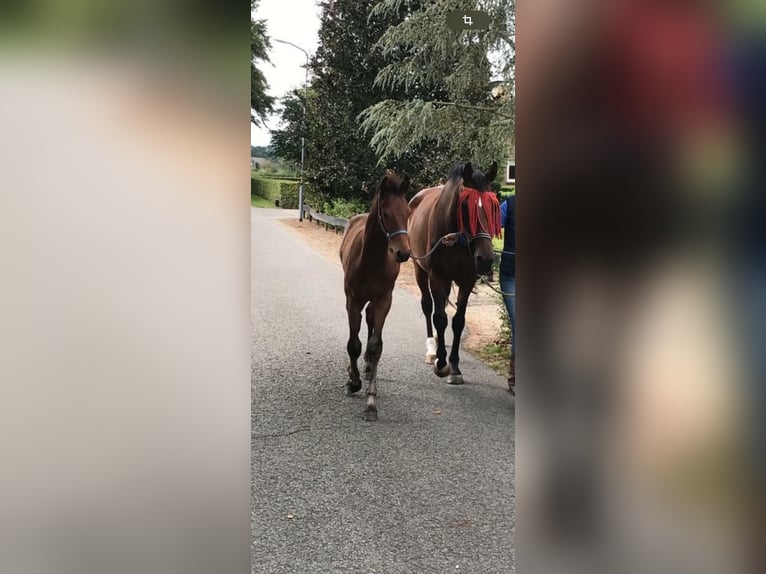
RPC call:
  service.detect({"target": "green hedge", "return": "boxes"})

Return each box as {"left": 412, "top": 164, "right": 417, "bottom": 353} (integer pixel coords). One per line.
{"left": 264, "top": 173, "right": 300, "bottom": 181}
{"left": 251, "top": 175, "right": 304, "bottom": 208}
{"left": 251, "top": 176, "right": 281, "bottom": 200}
{"left": 252, "top": 176, "right": 354, "bottom": 211}
{"left": 279, "top": 182, "right": 300, "bottom": 209}
{"left": 251, "top": 170, "right": 299, "bottom": 180}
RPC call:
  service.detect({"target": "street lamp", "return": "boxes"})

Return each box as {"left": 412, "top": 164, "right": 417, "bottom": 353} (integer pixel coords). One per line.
{"left": 274, "top": 39, "right": 309, "bottom": 221}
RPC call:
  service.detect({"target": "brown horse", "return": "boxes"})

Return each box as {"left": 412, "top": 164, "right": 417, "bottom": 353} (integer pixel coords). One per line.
{"left": 408, "top": 162, "right": 501, "bottom": 385}
{"left": 339, "top": 172, "right": 411, "bottom": 421}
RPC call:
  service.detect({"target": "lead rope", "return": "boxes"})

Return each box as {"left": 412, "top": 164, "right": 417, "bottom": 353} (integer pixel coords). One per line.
{"left": 477, "top": 275, "right": 515, "bottom": 297}
{"left": 409, "top": 233, "right": 459, "bottom": 260}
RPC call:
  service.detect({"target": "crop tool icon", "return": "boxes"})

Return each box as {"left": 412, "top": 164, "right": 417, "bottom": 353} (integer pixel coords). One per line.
{"left": 446, "top": 10, "right": 488, "bottom": 31}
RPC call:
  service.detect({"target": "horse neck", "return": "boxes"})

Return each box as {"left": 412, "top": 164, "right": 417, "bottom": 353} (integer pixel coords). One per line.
{"left": 362, "top": 195, "right": 388, "bottom": 259}
{"left": 433, "top": 180, "right": 460, "bottom": 234}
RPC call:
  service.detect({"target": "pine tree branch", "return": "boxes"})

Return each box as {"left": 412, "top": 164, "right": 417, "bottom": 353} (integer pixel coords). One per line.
{"left": 431, "top": 101, "right": 514, "bottom": 120}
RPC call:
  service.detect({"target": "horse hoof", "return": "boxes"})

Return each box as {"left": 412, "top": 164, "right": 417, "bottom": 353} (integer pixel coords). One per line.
{"left": 425, "top": 354, "right": 436, "bottom": 365}
{"left": 447, "top": 374, "right": 464, "bottom": 385}
{"left": 362, "top": 408, "right": 378, "bottom": 422}
{"left": 345, "top": 382, "right": 362, "bottom": 395}
{"left": 433, "top": 363, "right": 450, "bottom": 378}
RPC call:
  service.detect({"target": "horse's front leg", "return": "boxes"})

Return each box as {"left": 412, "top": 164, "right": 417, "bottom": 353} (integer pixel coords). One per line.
{"left": 363, "top": 304, "right": 374, "bottom": 380}
{"left": 447, "top": 285, "right": 472, "bottom": 385}
{"left": 363, "top": 293, "right": 392, "bottom": 421}
{"left": 430, "top": 277, "right": 451, "bottom": 378}
{"left": 345, "top": 295, "right": 364, "bottom": 395}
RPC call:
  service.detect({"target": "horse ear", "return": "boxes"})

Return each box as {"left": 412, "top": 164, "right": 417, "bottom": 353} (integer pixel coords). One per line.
{"left": 486, "top": 161, "right": 498, "bottom": 182}
{"left": 462, "top": 162, "right": 473, "bottom": 183}
{"left": 398, "top": 175, "right": 410, "bottom": 195}
{"left": 487, "top": 161, "right": 497, "bottom": 183}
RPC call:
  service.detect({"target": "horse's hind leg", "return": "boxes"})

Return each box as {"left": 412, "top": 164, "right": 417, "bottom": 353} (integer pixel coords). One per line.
{"left": 363, "top": 294, "right": 392, "bottom": 421}
{"left": 415, "top": 264, "right": 436, "bottom": 364}
{"left": 446, "top": 285, "right": 471, "bottom": 385}
{"left": 363, "top": 304, "right": 374, "bottom": 379}
{"left": 345, "top": 296, "right": 364, "bottom": 395}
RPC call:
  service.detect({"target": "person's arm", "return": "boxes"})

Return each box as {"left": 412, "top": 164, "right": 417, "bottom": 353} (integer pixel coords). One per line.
{"left": 500, "top": 198, "right": 508, "bottom": 227}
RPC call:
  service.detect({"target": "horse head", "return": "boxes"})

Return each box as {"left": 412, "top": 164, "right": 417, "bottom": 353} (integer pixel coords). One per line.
{"left": 455, "top": 161, "right": 500, "bottom": 275}
{"left": 377, "top": 172, "right": 412, "bottom": 263}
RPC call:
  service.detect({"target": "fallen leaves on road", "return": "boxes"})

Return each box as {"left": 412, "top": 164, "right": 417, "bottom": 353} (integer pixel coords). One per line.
{"left": 433, "top": 409, "right": 442, "bottom": 415}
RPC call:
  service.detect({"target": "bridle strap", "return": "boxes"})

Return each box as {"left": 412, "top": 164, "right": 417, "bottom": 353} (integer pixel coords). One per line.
{"left": 377, "top": 197, "right": 408, "bottom": 242}
{"left": 385, "top": 229, "right": 409, "bottom": 240}
{"left": 468, "top": 232, "right": 492, "bottom": 243}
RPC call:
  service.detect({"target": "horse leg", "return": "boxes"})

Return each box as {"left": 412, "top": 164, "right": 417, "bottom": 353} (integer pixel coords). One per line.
{"left": 446, "top": 285, "right": 471, "bottom": 385}
{"left": 415, "top": 264, "right": 437, "bottom": 364}
{"left": 429, "top": 276, "right": 451, "bottom": 378}
{"left": 345, "top": 296, "right": 364, "bottom": 395}
{"left": 363, "top": 294, "right": 392, "bottom": 421}
{"left": 363, "top": 304, "right": 374, "bottom": 380}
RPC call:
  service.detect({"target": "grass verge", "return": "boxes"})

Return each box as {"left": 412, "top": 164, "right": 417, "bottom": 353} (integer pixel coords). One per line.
{"left": 251, "top": 195, "right": 276, "bottom": 208}
{"left": 474, "top": 342, "right": 510, "bottom": 376}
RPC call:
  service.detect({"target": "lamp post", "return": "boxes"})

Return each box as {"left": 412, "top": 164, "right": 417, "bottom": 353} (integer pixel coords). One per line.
{"left": 274, "top": 39, "right": 309, "bottom": 221}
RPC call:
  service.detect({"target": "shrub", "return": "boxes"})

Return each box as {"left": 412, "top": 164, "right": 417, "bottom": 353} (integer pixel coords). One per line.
{"left": 494, "top": 293, "right": 511, "bottom": 347}
{"left": 302, "top": 185, "right": 323, "bottom": 209}
{"left": 279, "top": 182, "right": 300, "bottom": 209}
{"left": 321, "top": 198, "right": 368, "bottom": 219}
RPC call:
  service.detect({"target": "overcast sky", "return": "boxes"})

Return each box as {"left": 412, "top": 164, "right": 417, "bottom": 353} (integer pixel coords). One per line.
{"left": 251, "top": 0, "right": 321, "bottom": 146}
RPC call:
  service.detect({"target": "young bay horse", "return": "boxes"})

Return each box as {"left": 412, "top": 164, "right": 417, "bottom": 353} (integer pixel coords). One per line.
{"left": 339, "top": 172, "right": 411, "bottom": 421}
{"left": 408, "top": 162, "right": 501, "bottom": 385}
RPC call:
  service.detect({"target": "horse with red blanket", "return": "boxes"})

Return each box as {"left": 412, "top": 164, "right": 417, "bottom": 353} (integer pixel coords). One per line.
{"left": 408, "top": 162, "right": 501, "bottom": 385}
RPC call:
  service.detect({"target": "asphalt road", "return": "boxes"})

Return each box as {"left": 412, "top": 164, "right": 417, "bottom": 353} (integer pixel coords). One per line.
{"left": 251, "top": 207, "right": 515, "bottom": 574}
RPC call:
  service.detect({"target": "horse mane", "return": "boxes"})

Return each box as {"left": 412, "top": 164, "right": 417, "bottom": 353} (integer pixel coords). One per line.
{"left": 447, "top": 163, "right": 467, "bottom": 185}
{"left": 367, "top": 173, "right": 387, "bottom": 214}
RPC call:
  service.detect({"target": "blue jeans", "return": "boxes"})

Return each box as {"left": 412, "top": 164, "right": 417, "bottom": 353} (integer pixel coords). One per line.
{"left": 500, "top": 275, "right": 516, "bottom": 357}
{"left": 735, "top": 265, "right": 766, "bottom": 478}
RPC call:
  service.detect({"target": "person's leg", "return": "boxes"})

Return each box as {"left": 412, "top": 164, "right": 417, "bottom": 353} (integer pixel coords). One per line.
{"left": 500, "top": 274, "right": 516, "bottom": 392}
{"left": 500, "top": 275, "right": 516, "bottom": 356}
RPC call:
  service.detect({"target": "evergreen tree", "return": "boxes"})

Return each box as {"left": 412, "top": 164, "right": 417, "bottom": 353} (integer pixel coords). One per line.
{"left": 251, "top": 0, "right": 274, "bottom": 126}
{"left": 361, "top": 0, "right": 515, "bottom": 172}
{"left": 270, "top": 88, "right": 311, "bottom": 168}
{"left": 302, "top": 0, "right": 408, "bottom": 203}
{"left": 268, "top": 0, "right": 515, "bottom": 207}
